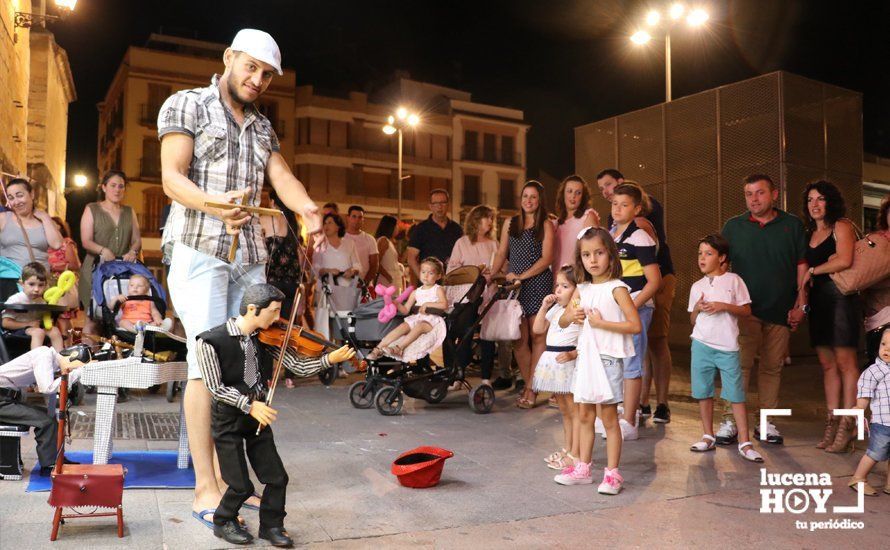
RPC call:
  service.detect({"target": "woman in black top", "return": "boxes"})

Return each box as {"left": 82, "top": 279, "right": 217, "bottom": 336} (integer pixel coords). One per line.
{"left": 800, "top": 180, "right": 861, "bottom": 452}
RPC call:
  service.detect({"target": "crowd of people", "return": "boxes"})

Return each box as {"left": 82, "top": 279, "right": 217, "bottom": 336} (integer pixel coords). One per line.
{"left": 1, "top": 27, "right": 889, "bottom": 546}
{"left": 1, "top": 165, "right": 889, "bottom": 496}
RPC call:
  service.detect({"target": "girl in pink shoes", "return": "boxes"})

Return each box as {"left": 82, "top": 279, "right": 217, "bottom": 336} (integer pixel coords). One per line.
{"left": 533, "top": 265, "right": 582, "bottom": 470}
{"left": 555, "top": 227, "right": 641, "bottom": 494}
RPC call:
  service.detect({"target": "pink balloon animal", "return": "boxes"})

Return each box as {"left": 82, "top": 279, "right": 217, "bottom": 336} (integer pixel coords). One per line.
{"left": 375, "top": 284, "right": 414, "bottom": 323}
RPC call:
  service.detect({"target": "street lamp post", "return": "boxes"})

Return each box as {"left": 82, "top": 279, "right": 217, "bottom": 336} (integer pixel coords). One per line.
{"left": 630, "top": 3, "right": 709, "bottom": 102}
{"left": 382, "top": 107, "right": 420, "bottom": 220}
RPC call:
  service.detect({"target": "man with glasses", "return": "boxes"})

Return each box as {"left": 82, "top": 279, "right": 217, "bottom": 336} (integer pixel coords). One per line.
{"left": 406, "top": 189, "right": 463, "bottom": 282}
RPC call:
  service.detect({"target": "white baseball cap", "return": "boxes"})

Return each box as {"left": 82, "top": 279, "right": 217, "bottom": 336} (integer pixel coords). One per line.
{"left": 230, "top": 28, "right": 283, "bottom": 75}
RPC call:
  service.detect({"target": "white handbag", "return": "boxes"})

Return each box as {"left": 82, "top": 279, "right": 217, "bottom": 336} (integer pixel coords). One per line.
{"left": 480, "top": 290, "right": 522, "bottom": 341}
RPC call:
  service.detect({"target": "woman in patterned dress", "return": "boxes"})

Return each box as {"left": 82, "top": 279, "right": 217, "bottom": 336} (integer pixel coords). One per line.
{"left": 491, "top": 181, "right": 555, "bottom": 408}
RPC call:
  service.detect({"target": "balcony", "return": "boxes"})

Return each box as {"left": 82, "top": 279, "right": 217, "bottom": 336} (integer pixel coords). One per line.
{"left": 460, "top": 146, "right": 522, "bottom": 166}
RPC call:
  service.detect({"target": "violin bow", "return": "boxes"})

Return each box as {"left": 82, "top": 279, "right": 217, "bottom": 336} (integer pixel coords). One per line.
{"left": 255, "top": 197, "right": 317, "bottom": 434}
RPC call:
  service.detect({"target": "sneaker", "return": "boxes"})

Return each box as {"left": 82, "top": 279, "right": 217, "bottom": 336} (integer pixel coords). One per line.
{"left": 754, "top": 422, "right": 784, "bottom": 445}
{"left": 554, "top": 461, "right": 592, "bottom": 485}
{"left": 595, "top": 416, "right": 606, "bottom": 439}
{"left": 597, "top": 467, "right": 624, "bottom": 495}
{"left": 619, "top": 418, "right": 638, "bottom": 441}
{"left": 653, "top": 403, "right": 671, "bottom": 424}
{"left": 640, "top": 404, "right": 652, "bottom": 419}
{"left": 715, "top": 419, "right": 738, "bottom": 445}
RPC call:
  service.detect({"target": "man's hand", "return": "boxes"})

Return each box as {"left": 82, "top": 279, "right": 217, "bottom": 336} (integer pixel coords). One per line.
{"left": 327, "top": 344, "right": 356, "bottom": 364}
{"left": 218, "top": 190, "right": 251, "bottom": 235}
{"left": 300, "top": 203, "right": 321, "bottom": 234}
{"left": 787, "top": 307, "right": 805, "bottom": 331}
{"left": 249, "top": 401, "right": 278, "bottom": 427}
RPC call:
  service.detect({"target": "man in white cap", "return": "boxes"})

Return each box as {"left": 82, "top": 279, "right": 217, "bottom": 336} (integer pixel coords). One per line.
{"left": 156, "top": 28, "right": 319, "bottom": 544}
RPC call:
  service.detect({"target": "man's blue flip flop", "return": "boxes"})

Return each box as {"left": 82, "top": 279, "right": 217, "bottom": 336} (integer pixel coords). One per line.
{"left": 192, "top": 509, "right": 246, "bottom": 527}
{"left": 192, "top": 509, "right": 215, "bottom": 529}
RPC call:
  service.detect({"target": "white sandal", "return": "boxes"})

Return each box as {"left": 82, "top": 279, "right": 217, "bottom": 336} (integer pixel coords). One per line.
{"left": 547, "top": 452, "right": 576, "bottom": 470}
{"left": 690, "top": 434, "right": 716, "bottom": 452}
{"left": 738, "top": 441, "right": 764, "bottom": 462}
{"left": 545, "top": 448, "right": 567, "bottom": 464}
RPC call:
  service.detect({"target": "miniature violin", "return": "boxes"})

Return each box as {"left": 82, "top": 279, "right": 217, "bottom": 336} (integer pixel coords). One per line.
{"left": 258, "top": 319, "right": 336, "bottom": 357}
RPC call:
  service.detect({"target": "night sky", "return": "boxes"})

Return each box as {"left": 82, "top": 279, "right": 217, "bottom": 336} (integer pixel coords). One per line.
{"left": 52, "top": 0, "right": 890, "bottom": 192}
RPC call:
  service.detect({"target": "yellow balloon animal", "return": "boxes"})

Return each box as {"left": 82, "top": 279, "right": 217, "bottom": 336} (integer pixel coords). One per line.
{"left": 43, "top": 270, "right": 76, "bottom": 330}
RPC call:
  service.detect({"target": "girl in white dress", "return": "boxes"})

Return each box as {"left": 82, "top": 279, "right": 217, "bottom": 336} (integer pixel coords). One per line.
{"left": 369, "top": 258, "right": 448, "bottom": 362}
{"left": 554, "top": 227, "right": 641, "bottom": 495}
{"left": 532, "top": 265, "right": 581, "bottom": 470}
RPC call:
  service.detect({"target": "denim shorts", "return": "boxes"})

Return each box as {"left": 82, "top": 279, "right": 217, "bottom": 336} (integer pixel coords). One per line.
{"left": 167, "top": 243, "right": 266, "bottom": 379}
{"left": 623, "top": 305, "right": 653, "bottom": 379}
{"left": 600, "top": 355, "right": 625, "bottom": 405}
{"left": 866, "top": 422, "right": 890, "bottom": 462}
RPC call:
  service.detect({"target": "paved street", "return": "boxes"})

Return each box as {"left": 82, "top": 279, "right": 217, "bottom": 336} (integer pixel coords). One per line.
{"left": 1, "top": 355, "right": 888, "bottom": 549}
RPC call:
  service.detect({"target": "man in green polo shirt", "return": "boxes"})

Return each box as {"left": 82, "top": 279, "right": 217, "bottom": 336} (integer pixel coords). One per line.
{"left": 718, "top": 174, "right": 808, "bottom": 446}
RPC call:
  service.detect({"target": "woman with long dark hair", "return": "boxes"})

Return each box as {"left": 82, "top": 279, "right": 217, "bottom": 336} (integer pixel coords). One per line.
{"left": 552, "top": 174, "right": 599, "bottom": 273}
{"left": 491, "top": 181, "right": 555, "bottom": 408}
{"left": 800, "top": 180, "right": 862, "bottom": 452}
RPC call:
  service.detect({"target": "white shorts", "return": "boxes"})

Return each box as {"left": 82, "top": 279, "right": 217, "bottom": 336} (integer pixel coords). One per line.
{"left": 166, "top": 242, "right": 265, "bottom": 379}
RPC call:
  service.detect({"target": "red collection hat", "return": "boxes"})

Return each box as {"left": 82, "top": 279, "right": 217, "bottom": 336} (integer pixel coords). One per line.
{"left": 391, "top": 446, "right": 454, "bottom": 488}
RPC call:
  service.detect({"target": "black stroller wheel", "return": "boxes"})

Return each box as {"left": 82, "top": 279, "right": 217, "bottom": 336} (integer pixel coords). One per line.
{"left": 166, "top": 381, "right": 179, "bottom": 403}
{"left": 374, "top": 386, "right": 404, "bottom": 416}
{"left": 348, "top": 381, "right": 374, "bottom": 409}
{"left": 425, "top": 384, "right": 448, "bottom": 404}
{"left": 469, "top": 384, "right": 495, "bottom": 414}
{"left": 319, "top": 364, "right": 338, "bottom": 386}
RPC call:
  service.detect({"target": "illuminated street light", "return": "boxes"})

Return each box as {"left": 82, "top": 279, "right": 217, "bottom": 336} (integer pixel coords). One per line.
{"left": 382, "top": 108, "right": 421, "bottom": 220}
{"left": 646, "top": 10, "right": 661, "bottom": 26}
{"left": 687, "top": 8, "right": 709, "bottom": 26}
{"left": 73, "top": 174, "right": 88, "bottom": 188}
{"left": 669, "top": 3, "right": 685, "bottom": 20}
{"left": 631, "top": 30, "right": 652, "bottom": 45}
{"left": 630, "top": 3, "right": 710, "bottom": 101}
{"left": 14, "top": 0, "right": 77, "bottom": 29}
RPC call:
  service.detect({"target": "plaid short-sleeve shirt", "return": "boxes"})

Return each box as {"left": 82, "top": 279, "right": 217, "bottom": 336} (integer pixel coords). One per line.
{"left": 157, "top": 75, "right": 280, "bottom": 265}
{"left": 858, "top": 358, "right": 890, "bottom": 426}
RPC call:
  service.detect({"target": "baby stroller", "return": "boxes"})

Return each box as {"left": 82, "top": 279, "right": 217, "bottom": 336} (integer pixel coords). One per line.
{"left": 344, "top": 266, "right": 513, "bottom": 416}
{"left": 314, "top": 272, "right": 370, "bottom": 385}
{"left": 89, "top": 260, "right": 187, "bottom": 401}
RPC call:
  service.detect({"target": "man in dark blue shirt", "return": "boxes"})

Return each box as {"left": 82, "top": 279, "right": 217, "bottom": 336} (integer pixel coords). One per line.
{"left": 406, "top": 188, "right": 463, "bottom": 282}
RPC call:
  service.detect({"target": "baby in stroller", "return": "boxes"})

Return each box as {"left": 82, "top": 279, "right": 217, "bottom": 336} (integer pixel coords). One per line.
{"left": 109, "top": 274, "right": 173, "bottom": 332}
{"left": 368, "top": 257, "right": 448, "bottom": 361}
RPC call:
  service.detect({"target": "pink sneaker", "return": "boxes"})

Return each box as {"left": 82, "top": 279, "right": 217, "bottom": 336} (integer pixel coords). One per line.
{"left": 597, "top": 467, "right": 623, "bottom": 495}
{"left": 554, "top": 461, "right": 592, "bottom": 485}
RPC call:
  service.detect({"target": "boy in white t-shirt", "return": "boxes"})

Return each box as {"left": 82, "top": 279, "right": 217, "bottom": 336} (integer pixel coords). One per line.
{"left": 688, "top": 234, "right": 763, "bottom": 463}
